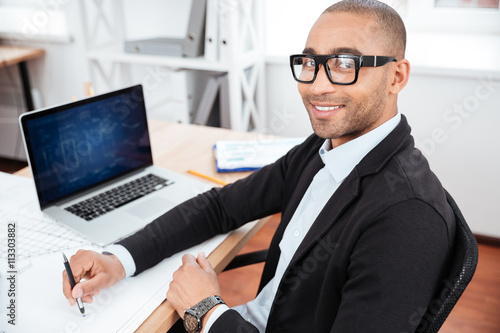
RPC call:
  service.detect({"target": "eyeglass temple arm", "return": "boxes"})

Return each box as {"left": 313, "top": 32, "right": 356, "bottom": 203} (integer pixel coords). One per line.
{"left": 361, "top": 56, "right": 397, "bottom": 67}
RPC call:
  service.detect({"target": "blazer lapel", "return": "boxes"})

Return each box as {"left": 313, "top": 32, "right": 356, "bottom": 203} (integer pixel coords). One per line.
{"left": 288, "top": 168, "right": 361, "bottom": 267}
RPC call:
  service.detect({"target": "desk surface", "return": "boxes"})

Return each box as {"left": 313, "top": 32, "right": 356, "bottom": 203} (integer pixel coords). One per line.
{"left": 15, "top": 120, "right": 276, "bottom": 332}
{"left": 0, "top": 45, "right": 45, "bottom": 68}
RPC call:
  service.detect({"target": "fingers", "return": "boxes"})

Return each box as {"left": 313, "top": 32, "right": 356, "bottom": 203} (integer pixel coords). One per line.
{"left": 69, "top": 250, "right": 97, "bottom": 281}
{"left": 196, "top": 252, "right": 213, "bottom": 272}
{"left": 180, "top": 253, "right": 213, "bottom": 274}
{"left": 181, "top": 253, "right": 197, "bottom": 266}
{"left": 62, "top": 250, "right": 96, "bottom": 303}
{"left": 168, "top": 253, "right": 221, "bottom": 318}
{"left": 62, "top": 250, "right": 126, "bottom": 305}
{"left": 80, "top": 290, "right": 100, "bottom": 304}
{"left": 72, "top": 271, "right": 108, "bottom": 299}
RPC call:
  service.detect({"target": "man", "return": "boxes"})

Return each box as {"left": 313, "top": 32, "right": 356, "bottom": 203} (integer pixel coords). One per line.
{"left": 63, "top": 1, "right": 456, "bottom": 332}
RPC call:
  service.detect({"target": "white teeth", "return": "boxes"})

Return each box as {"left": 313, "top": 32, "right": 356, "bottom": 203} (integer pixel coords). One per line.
{"left": 315, "top": 105, "right": 342, "bottom": 111}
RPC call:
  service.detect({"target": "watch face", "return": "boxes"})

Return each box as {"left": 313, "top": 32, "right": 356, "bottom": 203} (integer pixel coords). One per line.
{"left": 184, "top": 312, "right": 200, "bottom": 332}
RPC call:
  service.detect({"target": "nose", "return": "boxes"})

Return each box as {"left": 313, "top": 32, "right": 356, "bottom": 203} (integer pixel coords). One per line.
{"left": 310, "top": 64, "right": 337, "bottom": 95}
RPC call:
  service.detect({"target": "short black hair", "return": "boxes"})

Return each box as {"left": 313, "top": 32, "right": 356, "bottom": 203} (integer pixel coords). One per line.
{"left": 324, "top": 0, "right": 406, "bottom": 58}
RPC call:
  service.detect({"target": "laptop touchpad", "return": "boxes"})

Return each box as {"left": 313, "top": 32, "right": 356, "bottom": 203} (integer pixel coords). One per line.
{"left": 126, "top": 197, "right": 175, "bottom": 219}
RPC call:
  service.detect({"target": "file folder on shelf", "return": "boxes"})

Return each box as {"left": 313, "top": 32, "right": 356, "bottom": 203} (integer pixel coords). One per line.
{"left": 124, "top": 37, "right": 184, "bottom": 56}
{"left": 184, "top": 0, "right": 207, "bottom": 57}
{"left": 219, "top": 74, "right": 230, "bottom": 128}
{"left": 214, "top": 138, "right": 305, "bottom": 172}
{"left": 194, "top": 74, "right": 222, "bottom": 125}
{"left": 218, "top": 0, "right": 239, "bottom": 62}
{"left": 204, "top": 0, "right": 219, "bottom": 61}
{"left": 193, "top": 73, "right": 230, "bottom": 127}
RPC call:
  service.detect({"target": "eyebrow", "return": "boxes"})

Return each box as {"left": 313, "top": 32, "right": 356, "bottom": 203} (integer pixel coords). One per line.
{"left": 302, "top": 47, "right": 363, "bottom": 56}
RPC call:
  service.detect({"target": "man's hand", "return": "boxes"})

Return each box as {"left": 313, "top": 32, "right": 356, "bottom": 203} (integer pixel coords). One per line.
{"left": 62, "top": 250, "right": 126, "bottom": 306}
{"left": 167, "top": 252, "right": 221, "bottom": 320}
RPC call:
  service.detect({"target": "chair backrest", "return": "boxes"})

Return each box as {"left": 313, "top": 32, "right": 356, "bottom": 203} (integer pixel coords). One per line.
{"left": 416, "top": 189, "right": 479, "bottom": 333}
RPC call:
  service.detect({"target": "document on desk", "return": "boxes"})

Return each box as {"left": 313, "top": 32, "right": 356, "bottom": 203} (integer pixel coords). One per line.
{"left": 0, "top": 172, "right": 231, "bottom": 332}
{"left": 214, "top": 137, "right": 306, "bottom": 172}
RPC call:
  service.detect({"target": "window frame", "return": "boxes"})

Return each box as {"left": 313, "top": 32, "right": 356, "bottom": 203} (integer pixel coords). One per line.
{"left": 0, "top": 0, "right": 72, "bottom": 43}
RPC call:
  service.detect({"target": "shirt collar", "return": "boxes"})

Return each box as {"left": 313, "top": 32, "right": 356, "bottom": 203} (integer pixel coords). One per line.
{"left": 319, "top": 113, "right": 401, "bottom": 183}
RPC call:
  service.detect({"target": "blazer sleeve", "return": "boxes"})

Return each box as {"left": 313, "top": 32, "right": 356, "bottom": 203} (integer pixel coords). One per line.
{"left": 117, "top": 135, "right": 318, "bottom": 275}
{"left": 330, "top": 199, "right": 453, "bottom": 333}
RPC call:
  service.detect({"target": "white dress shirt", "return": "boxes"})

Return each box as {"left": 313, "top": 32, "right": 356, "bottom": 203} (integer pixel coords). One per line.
{"left": 110, "top": 113, "right": 401, "bottom": 333}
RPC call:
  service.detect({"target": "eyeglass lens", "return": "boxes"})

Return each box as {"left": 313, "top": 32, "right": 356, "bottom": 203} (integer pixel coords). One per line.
{"left": 292, "top": 56, "right": 356, "bottom": 84}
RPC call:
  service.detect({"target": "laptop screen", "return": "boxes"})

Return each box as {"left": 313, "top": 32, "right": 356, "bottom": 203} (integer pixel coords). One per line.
{"left": 20, "top": 85, "right": 153, "bottom": 209}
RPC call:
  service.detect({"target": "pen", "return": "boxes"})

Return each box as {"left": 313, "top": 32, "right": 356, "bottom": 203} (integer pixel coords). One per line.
{"left": 62, "top": 253, "right": 85, "bottom": 317}
{"left": 187, "top": 170, "right": 228, "bottom": 186}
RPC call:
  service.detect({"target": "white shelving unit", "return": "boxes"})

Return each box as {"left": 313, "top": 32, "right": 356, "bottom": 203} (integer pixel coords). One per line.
{"left": 79, "top": 0, "right": 265, "bottom": 131}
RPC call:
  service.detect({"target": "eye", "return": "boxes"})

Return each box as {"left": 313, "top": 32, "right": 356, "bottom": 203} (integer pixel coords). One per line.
{"left": 328, "top": 57, "right": 355, "bottom": 72}
{"left": 337, "top": 58, "right": 354, "bottom": 69}
{"left": 303, "top": 58, "right": 316, "bottom": 69}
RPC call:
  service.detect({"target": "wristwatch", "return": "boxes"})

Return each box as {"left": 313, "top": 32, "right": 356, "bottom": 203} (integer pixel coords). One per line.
{"left": 183, "top": 295, "right": 225, "bottom": 333}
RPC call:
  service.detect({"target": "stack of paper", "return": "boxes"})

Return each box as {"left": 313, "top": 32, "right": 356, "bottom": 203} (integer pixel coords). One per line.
{"left": 214, "top": 138, "right": 305, "bottom": 172}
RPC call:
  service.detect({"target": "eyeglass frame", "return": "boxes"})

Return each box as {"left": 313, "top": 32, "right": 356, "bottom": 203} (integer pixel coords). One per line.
{"left": 290, "top": 54, "right": 398, "bottom": 85}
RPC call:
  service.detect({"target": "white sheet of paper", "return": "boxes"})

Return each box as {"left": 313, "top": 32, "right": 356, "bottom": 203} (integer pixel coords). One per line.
{"left": 1, "top": 236, "right": 227, "bottom": 332}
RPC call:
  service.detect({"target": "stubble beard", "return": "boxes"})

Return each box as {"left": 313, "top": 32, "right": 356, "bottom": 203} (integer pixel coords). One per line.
{"left": 305, "top": 82, "right": 388, "bottom": 142}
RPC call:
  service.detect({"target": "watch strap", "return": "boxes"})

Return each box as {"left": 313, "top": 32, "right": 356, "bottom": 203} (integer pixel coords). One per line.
{"left": 189, "top": 295, "right": 225, "bottom": 318}
{"left": 184, "top": 296, "right": 225, "bottom": 333}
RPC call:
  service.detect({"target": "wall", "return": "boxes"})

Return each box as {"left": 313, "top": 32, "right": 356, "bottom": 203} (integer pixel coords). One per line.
{"left": 263, "top": 58, "right": 312, "bottom": 138}
{"left": 402, "top": 73, "right": 500, "bottom": 237}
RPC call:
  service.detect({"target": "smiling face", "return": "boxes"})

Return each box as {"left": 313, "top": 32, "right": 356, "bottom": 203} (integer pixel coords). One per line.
{"left": 299, "top": 12, "right": 402, "bottom": 148}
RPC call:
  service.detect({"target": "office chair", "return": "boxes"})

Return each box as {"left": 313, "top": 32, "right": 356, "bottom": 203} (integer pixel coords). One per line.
{"left": 416, "top": 189, "right": 479, "bottom": 333}
{"left": 223, "top": 189, "right": 479, "bottom": 333}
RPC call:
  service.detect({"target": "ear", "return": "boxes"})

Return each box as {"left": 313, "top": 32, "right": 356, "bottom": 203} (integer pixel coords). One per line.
{"left": 389, "top": 59, "right": 410, "bottom": 95}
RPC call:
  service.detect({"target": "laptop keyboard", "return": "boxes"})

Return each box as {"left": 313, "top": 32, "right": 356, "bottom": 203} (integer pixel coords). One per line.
{"left": 65, "top": 174, "right": 173, "bottom": 221}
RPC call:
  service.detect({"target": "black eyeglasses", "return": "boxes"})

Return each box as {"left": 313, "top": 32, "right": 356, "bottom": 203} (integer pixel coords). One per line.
{"left": 290, "top": 54, "right": 398, "bottom": 85}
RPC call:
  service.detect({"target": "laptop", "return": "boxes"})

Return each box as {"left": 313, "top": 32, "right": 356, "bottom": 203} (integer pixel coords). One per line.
{"left": 19, "top": 84, "right": 208, "bottom": 246}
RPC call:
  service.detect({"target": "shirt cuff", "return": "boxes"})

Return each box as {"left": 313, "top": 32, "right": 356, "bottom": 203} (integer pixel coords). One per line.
{"left": 204, "top": 304, "right": 230, "bottom": 333}
{"left": 104, "top": 244, "right": 136, "bottom": 277}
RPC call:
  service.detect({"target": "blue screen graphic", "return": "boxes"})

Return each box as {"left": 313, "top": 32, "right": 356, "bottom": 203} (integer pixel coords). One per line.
{"left": 24, "top": 86, "right": 152, "bottom": 207}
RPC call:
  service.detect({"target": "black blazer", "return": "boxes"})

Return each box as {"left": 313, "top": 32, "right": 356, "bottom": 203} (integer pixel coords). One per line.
{"left": 119, "top": 115, "right": 456, "bottom": 333}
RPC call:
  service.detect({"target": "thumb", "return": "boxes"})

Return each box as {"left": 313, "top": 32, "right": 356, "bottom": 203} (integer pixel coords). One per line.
{"left": 72, "top": 273, "right": 106, "bottom": 299}
{"left": 196, "top": 252, "right": 213, "bottom": 272}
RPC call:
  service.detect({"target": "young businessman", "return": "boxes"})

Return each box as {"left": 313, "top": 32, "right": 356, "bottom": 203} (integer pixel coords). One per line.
{"left": 63, "top": 1, "right": 456, "bottom": 332}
